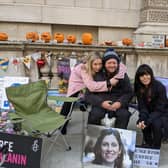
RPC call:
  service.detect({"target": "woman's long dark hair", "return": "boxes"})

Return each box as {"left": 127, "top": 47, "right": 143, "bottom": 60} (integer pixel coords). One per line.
{"left": 93, "top": 129, "right": 125, "bottom": 168}
{"left": 134, "top": 64, "right": 155, "bottom": 98}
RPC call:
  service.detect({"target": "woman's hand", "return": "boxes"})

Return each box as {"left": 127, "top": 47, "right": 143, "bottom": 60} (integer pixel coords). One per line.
{"left": 110, "top": 78, "right": 119, "bottom": 86}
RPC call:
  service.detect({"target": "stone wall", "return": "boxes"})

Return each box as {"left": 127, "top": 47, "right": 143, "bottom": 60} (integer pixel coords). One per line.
{"left": 0, "top": 0, "right": 141, "bottom": 27}
{"left": 134, "top": 0, "right": 168, "bottom": 44}
{"left": 140, "top": 0, "right": 168, "bottom": 23}
{"left": 0, "top": 42, "right": 168, "bottom": 88}
{"left": 0, "top": 0, "right": 141, "bottom": 42}
{"left": 0, "top": 22, "right": 136, "bottom": 43}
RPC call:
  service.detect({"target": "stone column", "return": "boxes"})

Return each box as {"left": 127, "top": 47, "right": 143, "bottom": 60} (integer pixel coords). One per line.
{"left": 134, "top": 0, "right": 168, "bottom": 44}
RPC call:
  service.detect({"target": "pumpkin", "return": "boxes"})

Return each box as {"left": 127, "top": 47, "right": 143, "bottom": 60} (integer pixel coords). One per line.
{"left": 122, "top": 38, "right": 133, "bottom": 46}
{"left": 54, "top": 33, "right": 64, "bottom": 43}
{"left": 81, "top": 33, "right": 93, "bottom": 45}
{"left": 104, "top": 41, "right": 113, "bottom": 46}
{"left": 66, "top": 35, "right": 76, "bottom": 44}
{"left": 41, "top": 32, "right": 51, "bottom": 43}
{"left": 0, "top": 32, "right": 8, "bottom": 41}
{"left": 165, "top": 39, "right": 168, "bottom": 47}
{"left": 26, "top": 32, "right": 39, "bottom": 42}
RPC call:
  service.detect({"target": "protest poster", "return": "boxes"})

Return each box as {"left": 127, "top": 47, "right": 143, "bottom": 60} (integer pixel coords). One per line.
{"left": 0, "top": 77, "right": 29, "bottom": 110}
{"left": 47, "top": 90, "right": 66, "bottom": 113}
{"left": 0, "top": 132, "right": 42, "bottom": 168}
{"left": 152, "top": 35, "right": 165, "bottom": 48}
{"left": 82, "top": 125, "right": 136, "bottom": 168}
{"left": 133, "top": 147, "right": 160, "bottom": 168}
{"left": 57, "top": 58, "right": 71, "bottom": 80}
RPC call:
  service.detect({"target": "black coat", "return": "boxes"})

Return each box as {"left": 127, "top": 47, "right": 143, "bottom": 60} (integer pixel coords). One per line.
{"left": 85, "top": 71, "right": 133, "bottom": 108}
{"left": 137, "top": 80, "right": 168, "bottom": 126}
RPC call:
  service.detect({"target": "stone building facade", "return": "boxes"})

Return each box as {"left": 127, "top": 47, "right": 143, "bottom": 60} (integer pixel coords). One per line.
{"left": 1, "top": 0, "right": 168, "bottom": 87}
{"left": 0, "top": 0, "right": 141, "bottom": 42}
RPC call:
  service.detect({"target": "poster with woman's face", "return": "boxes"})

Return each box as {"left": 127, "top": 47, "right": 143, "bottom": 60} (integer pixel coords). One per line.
{"left": 82, "top": 125, "right": 136, "bottom": 168}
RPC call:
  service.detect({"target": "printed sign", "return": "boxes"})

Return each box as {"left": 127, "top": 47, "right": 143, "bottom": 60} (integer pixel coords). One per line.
{"left": 82, "top": 125, "right": 136, "bottom": 168}
{"left": 57, "top": 58, "right": 71, "bottom": 80}
{"left": 133, "top": 147, "right": 160, "bottom": 168}
{"left": 69, "top": 58, "right": 77, "bottom": 70}
{"left": 47, "top": 90, "right": 66, "bottom": 113}
{"left": 0, "top": 132, "right": 42, "bottom": 168}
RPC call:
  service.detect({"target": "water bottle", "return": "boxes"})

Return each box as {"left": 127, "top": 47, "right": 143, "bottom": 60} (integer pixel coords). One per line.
{"left": 1, "top": 112, "right": 8, "bottom": 121}
{"left": 5, "top": 120, "right": 14, "bottom": 134}
{"left": 101, "top": 113, "right": 111, "bottom": 128}
{"left": 105, "top": 113, "right": 111, "bottom": 127}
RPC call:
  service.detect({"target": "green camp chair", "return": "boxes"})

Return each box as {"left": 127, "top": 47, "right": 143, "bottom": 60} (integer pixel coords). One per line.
{"left": 5, "top": 80, "right": 78, "bottom": 158}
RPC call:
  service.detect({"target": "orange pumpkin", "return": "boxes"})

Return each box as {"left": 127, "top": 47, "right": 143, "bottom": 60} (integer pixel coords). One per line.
{"left": 66, "top": 35, "right": 76, "bottom": 44}
{"left": 0, "top": 32, "right": 8, "bottom": 41}
{"left": 81, "top": 33, "right": 93, "bottom": 45}
{"left": 26, "top": 32, "right": 39, "bottom": 42}
{"left": 54, "top": 33, "right": 64, "bottom": 43}
{"left": 41, "top": 32, "right": 51, "bottom": 43}
{"left": 122, "top": 38, "right": 133, "bottom": 46}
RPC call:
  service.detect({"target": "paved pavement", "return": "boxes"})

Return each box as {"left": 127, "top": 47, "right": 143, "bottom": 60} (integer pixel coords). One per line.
{"left": 41, "top": 108, "right": 168, "bottom": 168}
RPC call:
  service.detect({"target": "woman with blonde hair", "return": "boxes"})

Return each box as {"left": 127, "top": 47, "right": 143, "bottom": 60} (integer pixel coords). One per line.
{"left": 67, "top": 51, "right": 126, "bottom": 96}
{"left": 61, "top": 50, "right": 127, "bottom": 134}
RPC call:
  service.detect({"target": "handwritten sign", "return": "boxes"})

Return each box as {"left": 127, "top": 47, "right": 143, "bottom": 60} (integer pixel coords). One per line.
{"left": 133, "top": 147, "right": 160, "bottom": 168}
{"left": 152, "top": 35, "right": 165, "bottom": 48}
{"left": 0, "top": 132, "right": 42, "bottom": 168}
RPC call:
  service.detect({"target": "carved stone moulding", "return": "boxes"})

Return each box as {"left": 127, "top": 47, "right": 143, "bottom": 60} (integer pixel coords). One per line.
{"left": 142, "top": 0, "right": 149, "bottom": 8}
{"left": 148, "top": 9, "right": 168, "bottom": 23}
{"left": 142, "top": 0, "right": 168, "bottom": 9}
{"left": 140, "top": 10, "right": 148, "bottom": 23}
{"left": 140, "top": 9, "right": 168, "bottom": 23}
{"left": 148, "top": 0, "right": 168, "bottom": 8}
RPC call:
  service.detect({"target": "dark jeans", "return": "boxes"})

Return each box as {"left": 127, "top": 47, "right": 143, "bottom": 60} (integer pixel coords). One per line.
{"left": 161, "top": 116, "right": 168, "bottom": 139}
{"left": 60, "top": 92, "right": 79, "bottom": 134}
{"left": 142, "top": 119, "right": 162, "bottom": 149}
{"left": 88, "top": 106, "right": 131, "bottom": 129}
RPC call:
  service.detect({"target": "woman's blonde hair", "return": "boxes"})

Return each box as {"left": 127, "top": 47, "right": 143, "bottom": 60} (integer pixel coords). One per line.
{"left": 85, "top": 51, "right": 102, "bottom": 77}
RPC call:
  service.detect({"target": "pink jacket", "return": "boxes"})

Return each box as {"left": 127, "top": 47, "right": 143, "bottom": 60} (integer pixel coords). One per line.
{"left": 67, "top": 63, "right": 127, "bottom": 96}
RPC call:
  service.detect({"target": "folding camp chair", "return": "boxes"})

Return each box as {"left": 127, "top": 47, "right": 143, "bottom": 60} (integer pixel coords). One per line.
{"left": 5, "top": 80, "right": 78, "bottom": 159}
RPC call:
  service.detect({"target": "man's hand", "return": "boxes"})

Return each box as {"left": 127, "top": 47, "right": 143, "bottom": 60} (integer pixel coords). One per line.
{"left": 101, "top": 101, "right": 121, "bottom": 111}
{"left": 101, "top": 101, "right": 113, "bottom": 111}
{"left": 110, "top": 102, "right": 121, "bottom": 111}
{"left": 137, "top": 121, "right": 146, "bottom": 129}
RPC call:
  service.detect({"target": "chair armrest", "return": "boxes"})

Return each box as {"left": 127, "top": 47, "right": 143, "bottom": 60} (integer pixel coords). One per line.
{"left": 47, "top": 96, "right": 78, "bottom": 102}
{"left": 8, "top": 112, "right": 24, "bottom": 123}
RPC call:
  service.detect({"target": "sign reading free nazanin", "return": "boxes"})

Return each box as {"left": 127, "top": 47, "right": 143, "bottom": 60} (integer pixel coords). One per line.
{"left": 0, "top": 132, "right": 42, "bottom": 168}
